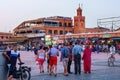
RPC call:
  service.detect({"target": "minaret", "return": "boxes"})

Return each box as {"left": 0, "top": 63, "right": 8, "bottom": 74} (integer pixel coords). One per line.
{"left": 74, "top": 4, "right": 85, "bottom": 33}
{"left": 77, "top": 4, "right": 82, "bottom": 16}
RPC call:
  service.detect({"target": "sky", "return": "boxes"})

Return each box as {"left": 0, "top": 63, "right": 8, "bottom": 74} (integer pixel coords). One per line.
{"left": 0, "top": 0, "right": 120, "bottom": 32}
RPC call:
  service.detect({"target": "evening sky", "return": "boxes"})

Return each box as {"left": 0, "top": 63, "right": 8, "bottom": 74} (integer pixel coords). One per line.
{"left": 0, "top": 0, "right": 119, "bottom": 32}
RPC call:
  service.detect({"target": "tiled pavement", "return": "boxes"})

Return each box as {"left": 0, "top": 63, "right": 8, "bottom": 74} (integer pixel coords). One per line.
{"left": 19, "top": 51, "right": 120, "bottom": 80}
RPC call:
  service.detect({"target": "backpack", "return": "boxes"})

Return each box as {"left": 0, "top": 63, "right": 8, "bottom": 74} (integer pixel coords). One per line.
{"left": 63, "top": 47, "right": 69, "bottom": 58}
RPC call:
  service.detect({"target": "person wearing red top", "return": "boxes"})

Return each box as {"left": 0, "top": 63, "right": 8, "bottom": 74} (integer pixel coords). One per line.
{"left": 82, "top": 45, "right": 92, "bottom": 74}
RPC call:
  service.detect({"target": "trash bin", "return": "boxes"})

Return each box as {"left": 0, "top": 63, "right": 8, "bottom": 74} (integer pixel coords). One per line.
{"left": 0, "top": 51, "right": 7, "bottom": 80}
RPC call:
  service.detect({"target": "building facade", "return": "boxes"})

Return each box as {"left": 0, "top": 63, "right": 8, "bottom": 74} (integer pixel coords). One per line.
{"left": 12, "top": 6, "right": 120, "bottom": 44}
{"left": 14, "top": 6, "right": 110, "bottom": 38}
{"left": 14, "top": 16, "right": 73, "bottom": 37}
{"left": 0, "top": 32, "right": 13, "bottom": 42}
{"left": 13, "top": 6, "right": 87, "bottom": 38}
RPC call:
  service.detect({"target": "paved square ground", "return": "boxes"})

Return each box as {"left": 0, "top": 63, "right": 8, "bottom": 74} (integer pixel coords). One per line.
{"left": 19, "top": 51, "right": 120, "bottom": 80}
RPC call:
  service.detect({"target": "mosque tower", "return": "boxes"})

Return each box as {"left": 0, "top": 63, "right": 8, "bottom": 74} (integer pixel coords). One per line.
{"left": 74, "top": 4, "right": 85, "bottom": 33}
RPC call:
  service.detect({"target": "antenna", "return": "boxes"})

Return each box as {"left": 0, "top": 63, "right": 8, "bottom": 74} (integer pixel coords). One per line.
{"left": 81, "top": 4, "right": 83, "bottom": 9}
{"left": 79, "top": 3, "right": 80, "bottom": 8}
{"left": 78, "top": 3, "right": 83, "bottom": 9}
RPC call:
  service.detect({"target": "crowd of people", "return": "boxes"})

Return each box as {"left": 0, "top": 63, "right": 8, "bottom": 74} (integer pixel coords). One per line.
{"left": 33, "top": 41, "right": 120, "bottom": 77}
{"left": 90, "top": 43, "right": 120, "bottom": 54}
{"left": 34, "top": 41, "right": 92, "bottom": 77}
{"left": 3, "top": 40, "right": 120, "bottom": 80}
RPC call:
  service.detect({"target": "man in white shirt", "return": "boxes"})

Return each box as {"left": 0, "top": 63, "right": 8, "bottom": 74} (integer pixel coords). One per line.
{"left": 109, "top": 45, "right": 116, "bottom": 59}
{"left": 110, "top": 45, "right": 116, "bottom": 54}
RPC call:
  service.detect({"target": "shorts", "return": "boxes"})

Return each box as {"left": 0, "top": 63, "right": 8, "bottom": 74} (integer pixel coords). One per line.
{"left": 50, "top": 56, "right": 57, "bottom": 66}
{"left": 38, "top": 58, "right": 44, "bottom": 65}
{"left": 62, "top": 58, "right": 68, "bottom": 66}
{"left": 8, "top": 66, "right": 16, "bottom": 77}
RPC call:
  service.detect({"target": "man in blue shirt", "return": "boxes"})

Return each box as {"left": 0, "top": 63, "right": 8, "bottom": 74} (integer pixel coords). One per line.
{"left": 60, "top": 43, "right": 70, "bottom": 76}
{"left": 72, "top": 42, "right": 83, "bottom": 75}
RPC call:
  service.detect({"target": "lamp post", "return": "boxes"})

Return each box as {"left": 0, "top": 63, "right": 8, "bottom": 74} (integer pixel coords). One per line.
{"left": 97, "top": 19, "right": 100, "bottom": 33}
{"left": 64, "top": 18, "right": 65, "bottom": 43}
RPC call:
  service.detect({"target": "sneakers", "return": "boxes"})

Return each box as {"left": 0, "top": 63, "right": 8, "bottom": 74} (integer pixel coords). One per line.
{"left": 49, "top": 73, "right": 57, "bottom": 77}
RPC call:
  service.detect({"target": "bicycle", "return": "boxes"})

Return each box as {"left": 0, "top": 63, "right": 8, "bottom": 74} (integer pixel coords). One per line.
{"left": 108, "top": 53, "right": 115, "bottom": 67}
{"left": 7, "top": 62, "right": 31, "bottom": 80}
{"left": 117, "top": 49, "right": 120, "bottom": 55}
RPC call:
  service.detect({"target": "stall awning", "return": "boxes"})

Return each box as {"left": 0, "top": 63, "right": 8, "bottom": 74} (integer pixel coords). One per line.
{"left": 79, "top": 38, "right": 86, "bottom": 40}
{"left": 112, "top": 37, "right": 120, "bottom": 40}
{"left": 91, "top": 37, "right": 99, "bottom": 41}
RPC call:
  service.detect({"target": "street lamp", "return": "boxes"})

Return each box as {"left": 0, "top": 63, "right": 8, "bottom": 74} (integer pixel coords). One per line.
{"left": 64, "top": 18, "right": 65, "bottom": 43}
{"left": 97, "top": 19, "right": 100, "bottom": 33}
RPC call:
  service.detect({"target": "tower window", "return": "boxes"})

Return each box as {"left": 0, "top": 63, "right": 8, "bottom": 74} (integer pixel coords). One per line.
{"left": 75, "top": 23, "right": 78, "bottom": 26}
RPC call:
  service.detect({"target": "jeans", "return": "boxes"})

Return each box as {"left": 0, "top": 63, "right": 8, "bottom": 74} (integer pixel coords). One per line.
{"left": 67, "top": 58, "right": 72, "bottom": 73}
{"left": 74, "top": 54, "right": 81, "bottom": 74}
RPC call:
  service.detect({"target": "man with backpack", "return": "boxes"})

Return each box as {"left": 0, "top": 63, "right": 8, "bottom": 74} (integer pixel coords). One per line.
{"left": 48, "top": 45, "right": 59, "bottom": 77}
{"left": 60, "top": 43, "right": 70, "bottom": 76}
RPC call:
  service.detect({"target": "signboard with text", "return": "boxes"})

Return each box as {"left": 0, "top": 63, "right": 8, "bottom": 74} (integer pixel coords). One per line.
{"left": 45, "top": 35, "right": 52, "bottom": 45}
{"left": 102, "top": 34, "right": 110, "bottom": 38}
{"left": 26, "top": 33, "right": 45, "bottom": 38}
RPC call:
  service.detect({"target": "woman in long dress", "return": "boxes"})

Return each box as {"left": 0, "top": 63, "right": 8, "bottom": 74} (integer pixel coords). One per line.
{"left": 82, "top": 45, "right": 92, "bottom": 74}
